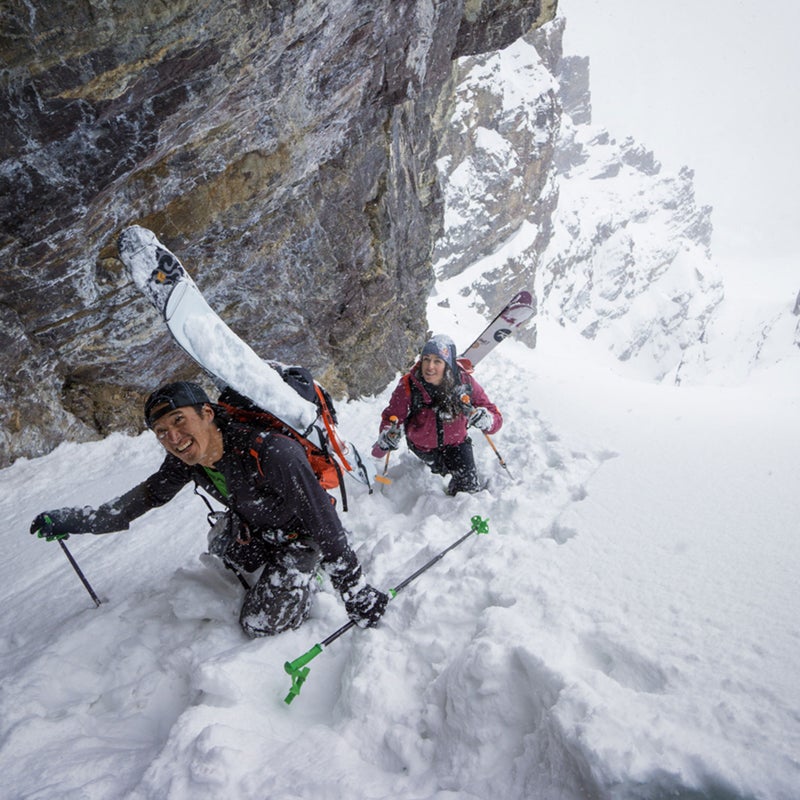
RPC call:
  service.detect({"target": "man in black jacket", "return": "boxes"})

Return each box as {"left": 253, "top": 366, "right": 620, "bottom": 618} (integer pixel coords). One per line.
{"left": 30, "top": 381, "right": 388, "bottom": 637}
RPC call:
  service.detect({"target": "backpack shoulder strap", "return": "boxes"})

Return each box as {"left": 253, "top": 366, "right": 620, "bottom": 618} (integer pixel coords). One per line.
{"left": 405, "top": 368, "right": 432, "bottom": 418}
{"left": 456, "top": 357, "right": 474, "bottom": 375}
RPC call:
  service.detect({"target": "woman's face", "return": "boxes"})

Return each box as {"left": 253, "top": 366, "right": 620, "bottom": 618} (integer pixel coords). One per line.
{"left": 421, "top": 354, "right": 447, "bottom": 386}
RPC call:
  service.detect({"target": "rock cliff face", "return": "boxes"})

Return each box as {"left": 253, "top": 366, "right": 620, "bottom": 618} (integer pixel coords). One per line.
{"left": 433, "top": 17, "right": 722, "bottom": 382}
{"left": 0, "top": 0, "right": 556, "bottom": 466}
{"left": 432, "top": 19, "right": 562, "bottom": 335}
{"left": 540, "top": 48, "right": 722, "bottom": 382}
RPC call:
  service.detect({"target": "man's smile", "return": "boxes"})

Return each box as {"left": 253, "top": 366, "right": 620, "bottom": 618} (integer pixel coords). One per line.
{"left": 153, "top": 405, "right": 224, "bottom": 467}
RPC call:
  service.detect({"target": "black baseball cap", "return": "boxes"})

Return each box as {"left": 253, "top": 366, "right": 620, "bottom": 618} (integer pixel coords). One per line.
{"left": 144, "top": 381, "right": 212, "bottom": 427}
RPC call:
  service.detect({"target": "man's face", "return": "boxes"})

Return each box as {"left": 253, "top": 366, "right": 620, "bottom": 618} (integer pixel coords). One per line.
{"left": 152, "top": 404, "right": 222, "bottom": 467}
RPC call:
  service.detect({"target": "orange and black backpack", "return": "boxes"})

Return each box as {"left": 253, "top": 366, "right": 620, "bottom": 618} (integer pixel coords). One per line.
{"left": 216, "top": 365, "right": 350, "bottom": 508}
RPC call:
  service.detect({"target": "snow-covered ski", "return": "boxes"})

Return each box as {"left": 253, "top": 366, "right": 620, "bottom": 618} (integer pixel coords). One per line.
{"left": 117, "top": 225, "right": 372, "bottom": 486}
{"left": 460, "top": 290, "right": 534, "bottom": 366}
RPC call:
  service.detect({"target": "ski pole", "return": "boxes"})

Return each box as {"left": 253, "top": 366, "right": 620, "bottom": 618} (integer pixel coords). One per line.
{"left": 59, "top": 540, "right": 102, "bottom": 607}
{"left": 374, "top": 416, "right": 399, "bottom": 489}
{"left": 375, "top": 450, "right": 392, "bottom": 490}
{"left": 283, "top": 514, "right": 490, "bottom": 705}
{"left": 461, "top": 394, "right": 513, "bottom": 479}
{"left": 481, "top": 431, "right": 513, "bottom": 479}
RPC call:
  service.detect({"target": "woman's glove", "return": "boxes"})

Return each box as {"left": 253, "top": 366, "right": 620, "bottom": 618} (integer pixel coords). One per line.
{"left": 468, "top": 407, "right": 493, "bottom": 431}
{"left": 376, "top": 425, "right": 402, "bottom": 451}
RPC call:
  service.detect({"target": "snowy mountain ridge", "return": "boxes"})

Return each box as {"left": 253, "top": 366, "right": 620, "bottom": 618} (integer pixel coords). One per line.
{"left": 434, "top": 20, "right": 729, "bottom": 382}
{"left": 435, "top": 19, "right": 799, "bottom": 386}
{"left": 540, "top": 118, "right": 723, "bottom": 382}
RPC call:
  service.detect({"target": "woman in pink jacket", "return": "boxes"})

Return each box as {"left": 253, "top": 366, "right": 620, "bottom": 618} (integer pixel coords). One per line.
{"left": 373, "top": 334, "right": 502, "bottom": 495}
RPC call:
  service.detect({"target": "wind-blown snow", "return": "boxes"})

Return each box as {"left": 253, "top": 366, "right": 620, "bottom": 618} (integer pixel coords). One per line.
{"left": 2, "top": 261, "right": 799, "bottom": 798}
{"left": 4, "top": 18, "right": 800, "bottom": 800}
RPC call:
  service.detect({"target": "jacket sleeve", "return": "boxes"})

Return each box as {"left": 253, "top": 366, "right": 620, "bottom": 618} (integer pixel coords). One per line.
{"left": 467, "top": 376, "right": 503, "bottom": 434}
{"left": 378, "top": 375, "right": 412, "bottom": 432}
{"left": 42, "top": 455, "right": 191, "bottom": 535}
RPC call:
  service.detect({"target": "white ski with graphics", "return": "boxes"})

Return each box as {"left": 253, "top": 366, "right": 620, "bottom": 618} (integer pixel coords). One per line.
{"left": 117, "top": 225, "right": 372, "bottom": 486}
{"left": 460, "top": 290, "right": 534, "bottom": 366}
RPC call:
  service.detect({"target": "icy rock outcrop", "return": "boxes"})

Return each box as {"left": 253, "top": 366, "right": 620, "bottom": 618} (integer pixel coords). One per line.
{"left": 431, "top": 16, "right": 720, "bottom": 381}
{"left": 539, "top": 47, "right": 722, "bottom": 381}
{"left": 432, "top": 18, "right": 563, "bottom": 337}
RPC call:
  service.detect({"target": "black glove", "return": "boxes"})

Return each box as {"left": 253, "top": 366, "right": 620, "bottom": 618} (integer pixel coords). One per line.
{"left": 343, "top": 584, "right": 389, "bottom": 628}
{"left": 29, "top": 513, "right": 70, "bottom": 541}
{"left": 376, "top": 426, "right": 402, "bottom": 451}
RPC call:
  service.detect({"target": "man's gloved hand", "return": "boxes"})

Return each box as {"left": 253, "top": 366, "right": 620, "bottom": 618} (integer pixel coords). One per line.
{"left": 29, "top": 513, "right": 70, "bottom": 541}
{"left": 468, "top": 406, "right": 493, "bottom": 431}
{"left": 376, "top": 425, "right": 402, "bottom": 451}
{"left": 343, "top": 584, "right": 389, "bottom": 628}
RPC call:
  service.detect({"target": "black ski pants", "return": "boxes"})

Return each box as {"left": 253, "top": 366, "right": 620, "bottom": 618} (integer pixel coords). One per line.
{"left": 408, "top": 438, "right": 479, "bottom": 493}
{"left": 238, "top": 540, "right": 320, "bottom": 638}
{"left": 212, "top": 519, "right": 320, "bottom": 638}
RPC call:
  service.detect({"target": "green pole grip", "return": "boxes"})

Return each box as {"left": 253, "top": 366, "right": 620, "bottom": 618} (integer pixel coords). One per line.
{"left": 283, "top": 643, "right": 323, "bottom": 704}
{"left": 471, "top": 515, "right": 489, "bottom": 534}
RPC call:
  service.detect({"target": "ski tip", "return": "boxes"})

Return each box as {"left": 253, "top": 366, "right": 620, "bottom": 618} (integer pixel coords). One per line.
{"left": 117, "top": 225, "right": 192, "bottom": 311}
{"left": 117, "top": 225, "right": 158, "bottom": 262}
{"left": 118, "top": 225, "right": 165, "bottom": 291}
{"left": 512, "top": 289, "right": 534, "bottom": 306}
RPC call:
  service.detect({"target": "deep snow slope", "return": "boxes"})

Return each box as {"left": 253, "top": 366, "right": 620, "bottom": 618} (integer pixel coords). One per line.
{"left": 1, "top": 283, "right": 799, "bottom": 799}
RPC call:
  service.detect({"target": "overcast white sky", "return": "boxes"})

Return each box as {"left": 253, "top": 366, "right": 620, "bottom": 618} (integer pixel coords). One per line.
{"left": 561, "top": 0, "right": 800, "bottom": 267}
